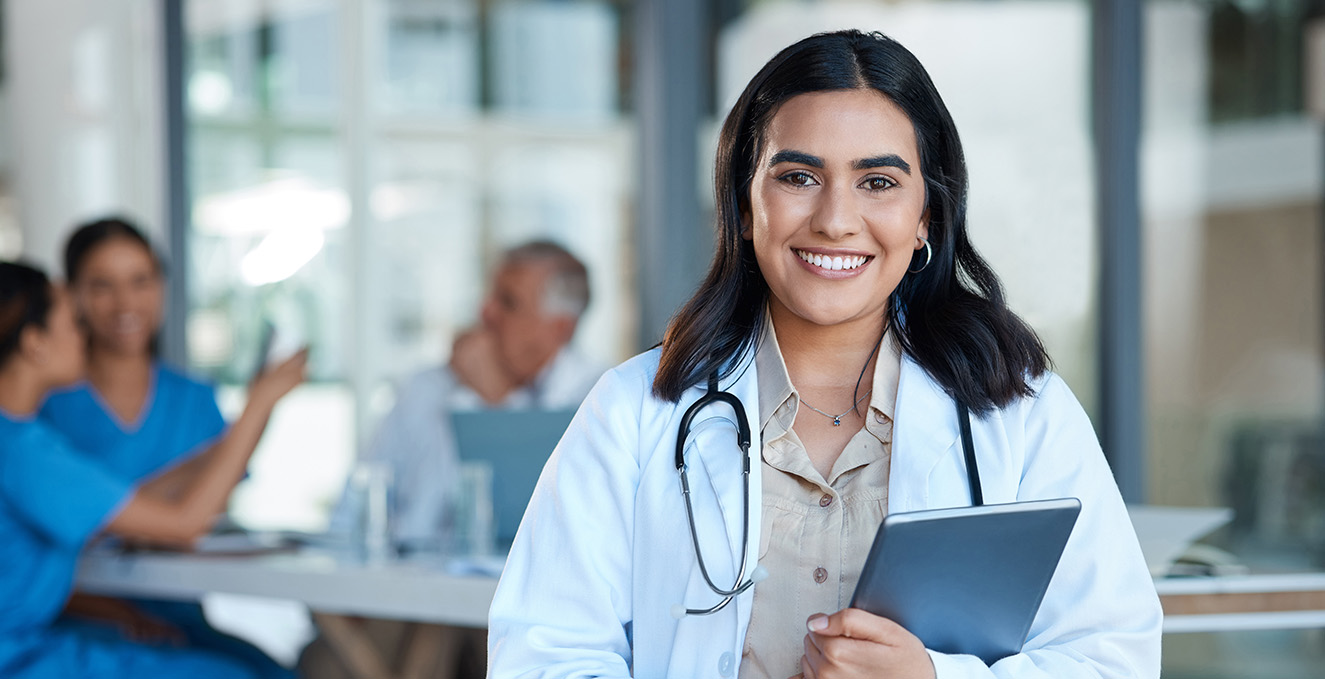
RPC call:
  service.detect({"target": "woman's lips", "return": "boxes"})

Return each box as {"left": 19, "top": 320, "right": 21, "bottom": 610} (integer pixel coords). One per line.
{"left": 793, "top": 248, "right": 873, "bottom": 276}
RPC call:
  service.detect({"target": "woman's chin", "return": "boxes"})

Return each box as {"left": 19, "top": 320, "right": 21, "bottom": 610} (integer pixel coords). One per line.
{"left": 773, "top": 297, "right": 887, "bottom": 331}
{"left": 93, "top": 336, "right": 153, "bottom": 359}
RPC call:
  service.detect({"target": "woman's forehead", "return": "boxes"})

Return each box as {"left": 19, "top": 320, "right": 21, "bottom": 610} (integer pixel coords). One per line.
{"left": 759, "top": 89, "right": 919, "bottom": 165}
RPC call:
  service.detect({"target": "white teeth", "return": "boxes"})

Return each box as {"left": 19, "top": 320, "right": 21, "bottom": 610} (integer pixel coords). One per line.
{"left": 795, "top": 250, "right": 868, "bottom": 272}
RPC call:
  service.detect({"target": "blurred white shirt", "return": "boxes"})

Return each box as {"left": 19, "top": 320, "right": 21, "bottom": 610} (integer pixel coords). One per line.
{"left": 330, "top": 346, "right": 604, "bottom": 546}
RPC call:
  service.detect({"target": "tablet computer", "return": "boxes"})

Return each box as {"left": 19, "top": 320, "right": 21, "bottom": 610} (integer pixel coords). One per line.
{"left": 850, "top": 497, "right": 1081, "bottom": 665}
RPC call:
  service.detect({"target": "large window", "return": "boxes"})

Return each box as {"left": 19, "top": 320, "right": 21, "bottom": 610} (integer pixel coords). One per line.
{"left": 1143, "top": 0, "right": 1325, "bottom": 675}
{"left": 183, "top": 0, "right": 636, "bottom": 531}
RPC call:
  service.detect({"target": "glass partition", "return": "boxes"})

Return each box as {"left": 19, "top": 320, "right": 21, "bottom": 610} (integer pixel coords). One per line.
{"left": 1143, "top": 0, "right": 1324, "bottom": 675}
{"left": 184, "top": 0, "right": 636, "bottom": 531}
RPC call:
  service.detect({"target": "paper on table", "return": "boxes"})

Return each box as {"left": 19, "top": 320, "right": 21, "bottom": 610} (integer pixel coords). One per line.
{"left": 1126, "top": 505, "right": 1234, "bottom": 577}
{"left": 193, "top": 531, "right": 295, "bottom": 556}
{"left": 445, "top": 554, "right": 507, "bottom": 578}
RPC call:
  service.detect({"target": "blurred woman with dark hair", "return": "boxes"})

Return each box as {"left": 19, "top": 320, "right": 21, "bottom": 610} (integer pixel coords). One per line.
{"left": 0, "top": 261, "right": 304, "bottom": 678}
{"left": 35, "top": 218, "right": 306, "bottom": 677}
{"left": 487, "top": 30, "right": 1161, "bottom": 679}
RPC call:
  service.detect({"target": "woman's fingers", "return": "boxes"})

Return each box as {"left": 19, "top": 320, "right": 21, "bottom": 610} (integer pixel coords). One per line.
{"left": 800, "top": 609, "right": 936, "bottom": 679}
{"left": 807, "top": 608, "right": 908, "bottom": 644}
{"left": 799, "top": 652, "right": 815, "bottom": 679}
{"left": 252, "top": 347, "right": 309, "bottom": 406}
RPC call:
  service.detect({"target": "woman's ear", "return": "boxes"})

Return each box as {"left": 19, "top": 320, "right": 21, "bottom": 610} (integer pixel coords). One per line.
{"left": 741, "top": 211, "right": 754, "bottom": 241}
{"left": 916, "top": 209, "right": 930, "bottom": 247}
{"left": 18, "top": 325, "right": 48, "bottom": 366}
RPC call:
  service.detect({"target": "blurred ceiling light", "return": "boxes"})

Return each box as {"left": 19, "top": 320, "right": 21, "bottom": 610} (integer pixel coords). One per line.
{"left": 240, "top": 226, "right": 326, "bottom": 286}
{"left": 195, "top": 177, "right": 350, "bottom": 237}
{"left": 189, "top": 70, "right": 234, "bottom": 114}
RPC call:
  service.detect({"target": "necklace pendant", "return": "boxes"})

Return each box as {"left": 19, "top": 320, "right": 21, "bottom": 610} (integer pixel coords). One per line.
{"left": 832, "top": 417, "right": 841, "bottom": 426}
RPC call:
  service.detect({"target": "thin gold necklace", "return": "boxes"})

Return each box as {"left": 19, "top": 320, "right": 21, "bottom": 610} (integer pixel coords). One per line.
{"left": 800, "top": 390, "right": 872, "bottom": 426}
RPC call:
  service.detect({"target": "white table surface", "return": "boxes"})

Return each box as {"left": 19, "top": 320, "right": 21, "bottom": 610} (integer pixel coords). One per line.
{"left": 77, "top": 548, "right": 1325, "bottom": 635}
{"left": 1154, "top": 572, "right": 1325, "bottom": 633}
{"left": 76, "top": 548, "right": 499, "bottom": 628}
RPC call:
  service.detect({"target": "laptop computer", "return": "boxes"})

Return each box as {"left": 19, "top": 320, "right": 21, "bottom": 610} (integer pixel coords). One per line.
{"left": 451, "top": 409, "right": 577, "bottom": 548}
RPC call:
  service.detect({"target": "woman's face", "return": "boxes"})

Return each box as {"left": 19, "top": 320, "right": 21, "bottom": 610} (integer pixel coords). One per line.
{"left": 40, "top": 287, "right": 87, "bottom": 387}
{"left": 71, "top": 238, "right": 164, "bottom": 357}
{"left": 744, "top": 88, "right": 928, "bottom": 331}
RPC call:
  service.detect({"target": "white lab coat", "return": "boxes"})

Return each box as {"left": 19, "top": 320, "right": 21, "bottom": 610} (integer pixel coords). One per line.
{"left": 488, "top": 347, "right": 1162, "bottom": 679}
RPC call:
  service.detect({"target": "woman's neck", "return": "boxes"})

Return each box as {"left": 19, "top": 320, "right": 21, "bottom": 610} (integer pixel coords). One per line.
{"left": 86, "top": 346, "right": 153, "bottom": 399}
{"left": 0, "top": 364, "right": 47, "bottom": 417}
{"left": 769, "top": 302, "right": 885, "bottom": 391}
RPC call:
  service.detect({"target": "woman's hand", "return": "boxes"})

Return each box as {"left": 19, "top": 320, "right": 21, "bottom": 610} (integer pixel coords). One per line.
{"left": 794, "top": 608, "right": 936, "bottom": 679}
{"left": 249, "top": 347, "right": 309, "bottom": 411}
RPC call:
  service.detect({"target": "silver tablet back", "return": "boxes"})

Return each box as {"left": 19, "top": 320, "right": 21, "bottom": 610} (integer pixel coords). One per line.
{"left": 849, "top": 498, "right": 1082, "bottom": 665}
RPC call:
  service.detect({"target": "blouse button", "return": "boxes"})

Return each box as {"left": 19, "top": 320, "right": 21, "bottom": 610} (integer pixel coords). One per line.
{"left": 819, "top": 494, "right": 833, "bottom": 508}
{"left": 875, "top": 412, "right": 886, "bottom": 424}
{"left": 813, "top": 567, "right": 828, "bottom": 584}
{"left": 718, "top": 651, "right": 735, "bottom": 677}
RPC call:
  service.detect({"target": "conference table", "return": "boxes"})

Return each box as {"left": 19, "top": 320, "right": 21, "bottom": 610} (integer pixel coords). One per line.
{"left": 76, "top": 543, "right": 1325, "bottom": 636}
{"left": 77, "top": 546, "right": 500, "bottom": 628}
{"left": 76, "top": 543, "right": 502, "bottom": 679}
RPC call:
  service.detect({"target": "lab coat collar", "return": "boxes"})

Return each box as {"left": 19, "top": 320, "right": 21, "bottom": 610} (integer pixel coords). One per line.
{"left": 888, "top": 354, "right": 963, "bottom": 513}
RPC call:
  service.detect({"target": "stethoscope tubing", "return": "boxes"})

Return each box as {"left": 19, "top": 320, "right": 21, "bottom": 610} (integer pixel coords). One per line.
{"left": 673, "top": 373, "right": 982, "bottom": 617}
{"left": 675, "top": 375, "right": 755, "bottom": 616}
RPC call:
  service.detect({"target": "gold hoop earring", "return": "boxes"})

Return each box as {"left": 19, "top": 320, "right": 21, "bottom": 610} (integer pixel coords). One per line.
{"left": 908, "top": 237, "right": 932, "bottom": 274}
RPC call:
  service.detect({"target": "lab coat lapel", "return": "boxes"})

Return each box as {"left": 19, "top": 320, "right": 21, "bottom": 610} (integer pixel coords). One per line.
{"left": 889, "top": 356, "right": 963, "bottom": 513}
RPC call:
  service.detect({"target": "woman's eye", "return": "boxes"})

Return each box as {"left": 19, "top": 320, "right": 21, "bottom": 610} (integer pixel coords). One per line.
{"left": 861, "top": 176, "right": 896, "bottom": 192}
{"left": 779, "top": 171, "right": 817, "bottom": 187}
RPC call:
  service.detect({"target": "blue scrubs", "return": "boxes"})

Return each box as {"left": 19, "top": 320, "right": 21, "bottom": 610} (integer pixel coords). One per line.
{"left": 40, "top": 363, "right": 227, "bottom": 480}
{"left": 0, "top": 413, "right": 259, "bottom": 678}
{"left": 38, "top": 364, "right": 295, "bottom": 679}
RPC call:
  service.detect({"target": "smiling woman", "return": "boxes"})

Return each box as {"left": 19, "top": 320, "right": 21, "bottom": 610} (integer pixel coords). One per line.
{"left": 487, "top": 30, "right": 1161, "bottom": 679}
{"left": 0, "top": 260, "right": 304, "bottom": 678}
{"left": 745, "top": 89, "right": 927, "bottom": 335}
{"left": 32, "top": 219, "right": 307, "bottom": 678}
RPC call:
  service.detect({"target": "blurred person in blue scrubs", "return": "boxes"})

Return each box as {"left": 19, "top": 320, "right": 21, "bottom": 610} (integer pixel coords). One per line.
{"left": 38, "top": 218, "right": 306, "bottom": 677}
{"left": 0, "top": 260, "right": 306, "bottom": 678}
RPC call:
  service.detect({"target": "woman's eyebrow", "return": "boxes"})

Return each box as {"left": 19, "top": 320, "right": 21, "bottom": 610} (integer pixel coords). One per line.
{"left": 854, "top": 154, "right": 911, "bottom": 174}
{"left": 768, "top": 150, "right": 822, "bottom": 168}
{"left": 768, "top": 150, "right": 912, "bottom": 176}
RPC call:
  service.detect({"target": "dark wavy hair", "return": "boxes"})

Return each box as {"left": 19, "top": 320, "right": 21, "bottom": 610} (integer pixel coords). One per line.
{"left": 653, "top": 30, "right": 1048, "bottom": 412}
{"left": 64, "top": 217, "right": 162, "bottom": 284}
{"left": 64, "top": 217, "right": 165, "bottom": 357}
{"left": 0, "top": 261, "right": 54, "bottom": 367}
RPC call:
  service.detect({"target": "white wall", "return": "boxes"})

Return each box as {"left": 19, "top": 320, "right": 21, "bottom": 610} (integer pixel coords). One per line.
{"left": 4, "top": 0, "right": 167, "bottom": 272}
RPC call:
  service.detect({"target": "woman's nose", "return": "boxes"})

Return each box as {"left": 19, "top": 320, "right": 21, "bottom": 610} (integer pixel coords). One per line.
{"left": 810, "top": 182, "right": 861, "bottom": 239}
{"left": 480, "top": 299, "right": 499, "bottom": 328}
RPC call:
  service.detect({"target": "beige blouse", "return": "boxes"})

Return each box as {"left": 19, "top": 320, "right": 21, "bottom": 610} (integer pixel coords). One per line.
{"left": 738, "top": 319, "right": 902, "bottom": 679}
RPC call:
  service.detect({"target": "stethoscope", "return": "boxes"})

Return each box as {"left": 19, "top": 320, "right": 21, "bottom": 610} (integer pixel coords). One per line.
{"left": 672, "top": 371, "right": 983, "bottom": 617}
